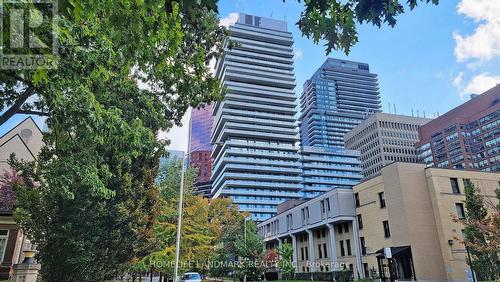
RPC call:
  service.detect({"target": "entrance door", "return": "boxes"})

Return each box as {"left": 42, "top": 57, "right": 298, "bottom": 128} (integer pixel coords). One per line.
{"left": 376, "top": 246, "right": 416, "bottom": 281}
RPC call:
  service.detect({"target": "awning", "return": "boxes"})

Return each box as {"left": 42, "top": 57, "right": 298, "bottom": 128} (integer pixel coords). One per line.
{"left": 376, "top": 246, "right": 412, "bottom": 258}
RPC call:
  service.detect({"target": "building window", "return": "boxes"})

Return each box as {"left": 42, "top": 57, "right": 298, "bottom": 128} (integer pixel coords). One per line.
{"left": 346, "top": 239, "right": 352, "bottom": 256}
{"left": 302, "top": 207, "right": 309, "bottom": 225}
{"left": 323, "top": 243, "right": 328, "bottom": 258}
{"left": 305, "top": 246, "right": 309, "bottom": 260}
{"left": 0, "top": 230, "right": 8, "bottom": 263}
{"left": 450, "top": 178, "right": 460, "bottom": 194}
{"left": 357, "top": 214, "right": 363, "bottom": 229}
{"left": 301, "top": 247, "right": 305, "bottom": 260}
{"left": 326, "top": 198, "right": 331, "bottom": 211}
{"left": 379, "top": 192, "right": 386, "bottom": 208}
{"left": 456, "top": 203, "right": 466, "bottom": 219}
{"left": 383, "top": 221, "right": 391, "bottom": 238}
{"left": 360, "top": 237, "right": 367, "bottom": 255}
{"left": 343, "top": 222, "right": 349, "bottom": 233}
{"left": 318, "top": 244, "right": 323, "bottom": 259}
{"left": 338, "top": 225, "right": 343, "bottom": 234}
{"left": 354, "top": 193, "right": 360, "bottom": 207}
{"left": 339, "top": 240, "right": 345, "bottom": 256}
{"left": 363, "top": 263, "right": 370, "bottom": 278}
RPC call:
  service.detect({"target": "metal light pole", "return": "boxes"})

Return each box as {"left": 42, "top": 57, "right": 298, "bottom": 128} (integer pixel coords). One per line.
{"left": 174, "top": 157, "right": 186, "bottom": 282}
{"left": 466, "top": 247, "right": 476, "bottom": 282}
{"left": 243, "top": 217, "right": 251, "bottom": 282}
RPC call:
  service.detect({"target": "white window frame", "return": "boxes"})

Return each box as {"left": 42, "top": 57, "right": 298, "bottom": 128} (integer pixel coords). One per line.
{"left": 0, "top": 229, "right": 9, "bottom": 263}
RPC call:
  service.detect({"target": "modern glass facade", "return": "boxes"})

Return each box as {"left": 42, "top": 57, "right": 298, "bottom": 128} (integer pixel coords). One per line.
{"left": 188, "top": 104, "right": 214, "bottom": 197}
{"left": 301, "top": 146, "right": 363, "bottom": 198}
{"left": 298, "top": 59, "right": 380, "bottom": 197}
{"left": 211, "top": 13, "right": 302, "bottom": 221}
{"left": 189, "top": 104, "right": 214, "bottom": 153}
{"left": 300, "top": 58, "right": 381, "bottom": 148}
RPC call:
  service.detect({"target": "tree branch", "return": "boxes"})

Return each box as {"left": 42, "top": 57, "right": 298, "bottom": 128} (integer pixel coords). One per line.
{"left": 16, "top": 110, "right": 50, "bottom": 117}
{"left": 0, "top": 86, "right": 36, "bottom": 126}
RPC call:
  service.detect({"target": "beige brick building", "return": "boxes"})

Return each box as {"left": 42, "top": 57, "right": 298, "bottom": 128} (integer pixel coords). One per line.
{"left": 355, "top": 163, "right": 499, "bottom": 281}
{"left": 258, "top": 162, "right": 499, "bottom": 281}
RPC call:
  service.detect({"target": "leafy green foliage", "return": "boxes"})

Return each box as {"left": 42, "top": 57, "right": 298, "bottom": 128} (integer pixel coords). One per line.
{"left": 134, "top": 160, "right": 246, "bottom": 278}
{"left": 235, "top": 221, "right": 265, "bottom": 281}
{"left": 4, "top": 0, "right": 227, "bottom": 281}
{"left": 461, "top": 179, "right": 499, "bottom": 281}
{"left": 290, "top": 0, "right": 440, "bottom": 54}
{"left": 277, "top": 242, "right": 295, "bottom": 280}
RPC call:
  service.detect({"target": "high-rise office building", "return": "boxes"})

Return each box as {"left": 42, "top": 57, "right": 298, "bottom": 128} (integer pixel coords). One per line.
{"left": 300, "top": 58, "right": 381, "bottom": 148}
{"left": 416, "top": 85, "right": 500, "bottom": 172}
{"left": 211, "top": 13, "right": 302, "bottom": 221}
{"left": 345, "top": 113, "right": 431, "bottom": 179}
{"left": 188, "top": 104, "right": 214, "bottom": 197}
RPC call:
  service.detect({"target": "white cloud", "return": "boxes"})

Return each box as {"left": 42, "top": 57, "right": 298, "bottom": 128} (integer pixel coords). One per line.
{"left": 158, "top": 108, "right": 191, "bottom": 153}
{"left": 294, "top": 48, "right": 303, "bottom": 60}
{"left": 454, "top": 0, "right": 500, "bottom": 62}
{"left": 462, "top": 72, "right": 500, "bottom": 97}
{"left": 452, "top": 72, "right": 464, "bottom": 88}
{"left": 220, "top": 12, "right": 239, "bottom": 28}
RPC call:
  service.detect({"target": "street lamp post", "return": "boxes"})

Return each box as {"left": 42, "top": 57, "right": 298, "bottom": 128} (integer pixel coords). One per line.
{"left": 174, "top": 157, "right": 187, "bottom": 282}
{"left": 243, "top": 217, "right": 251, "bottom": 282}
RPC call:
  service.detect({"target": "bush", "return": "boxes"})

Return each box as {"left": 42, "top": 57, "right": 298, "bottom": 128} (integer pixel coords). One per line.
{"left": 293, "top": 271, "right": 353, "bottom": 282}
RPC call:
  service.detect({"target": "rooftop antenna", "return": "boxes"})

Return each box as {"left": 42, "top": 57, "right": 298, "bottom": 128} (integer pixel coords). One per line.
{"left": 411, "top": 109, "right": 414, "bottom": 117}
{"left": 388, "top": 102, "right": 391, "bottom": 114}
{"left": 393, "top": 104, "right": 397, "bottom": 114}
{"left": 423, "top": 111, "right": 426, "bottom": 118}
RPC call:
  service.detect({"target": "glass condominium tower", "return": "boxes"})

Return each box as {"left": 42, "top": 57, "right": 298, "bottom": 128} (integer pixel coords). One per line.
{"left": 300, "top": 58, "right": 381, "bottom": 148}
{"left": 211, "top": 13, "right": 302, "bottom": 222}
{"left": 298, "top": 59, "right": 380, "bottom": 198}
{"left": 188, "top": 104, "right": 214, "bottom": 197}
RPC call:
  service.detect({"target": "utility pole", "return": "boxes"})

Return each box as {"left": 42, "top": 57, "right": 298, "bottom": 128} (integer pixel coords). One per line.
{"left": 174, "top": 157, "right": 186, "bottom": 282}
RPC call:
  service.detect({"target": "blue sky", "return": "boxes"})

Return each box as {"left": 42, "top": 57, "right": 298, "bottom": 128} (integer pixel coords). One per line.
{"left": 2, "top": 0, "right": 499, "bottom": 151}
{"left": 217, "top": 0, "right": 500, "bottom": 115}
{"left": 162, "top": 0, "right": 500, "bottom": 150}
{"left": 164, "top": 0, "right": 500, "bottom": 152}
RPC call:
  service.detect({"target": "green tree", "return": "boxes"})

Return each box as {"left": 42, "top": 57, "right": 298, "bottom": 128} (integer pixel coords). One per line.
{"left": 136, "top": 160, "right": 209, "bottom": 277}
{"left": 235, "top": 221, "right": 265, "bottom": 281}
{"left": 291, "top": 0, "right": 440, "bottom": 54}
{"left": 137, "top": 160, "right": 245, "bottom": 279}
{"left": 5, "top": 0, "right": 226, "bottom": 281}
{"left": 277, "top": 242, "right": 295, "bottom": 281}
{"left": 209, "top": 243, "right": 232, "bottom": 280}
{"left": 461, "top": 179, "right": 499, "bottom": 280}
